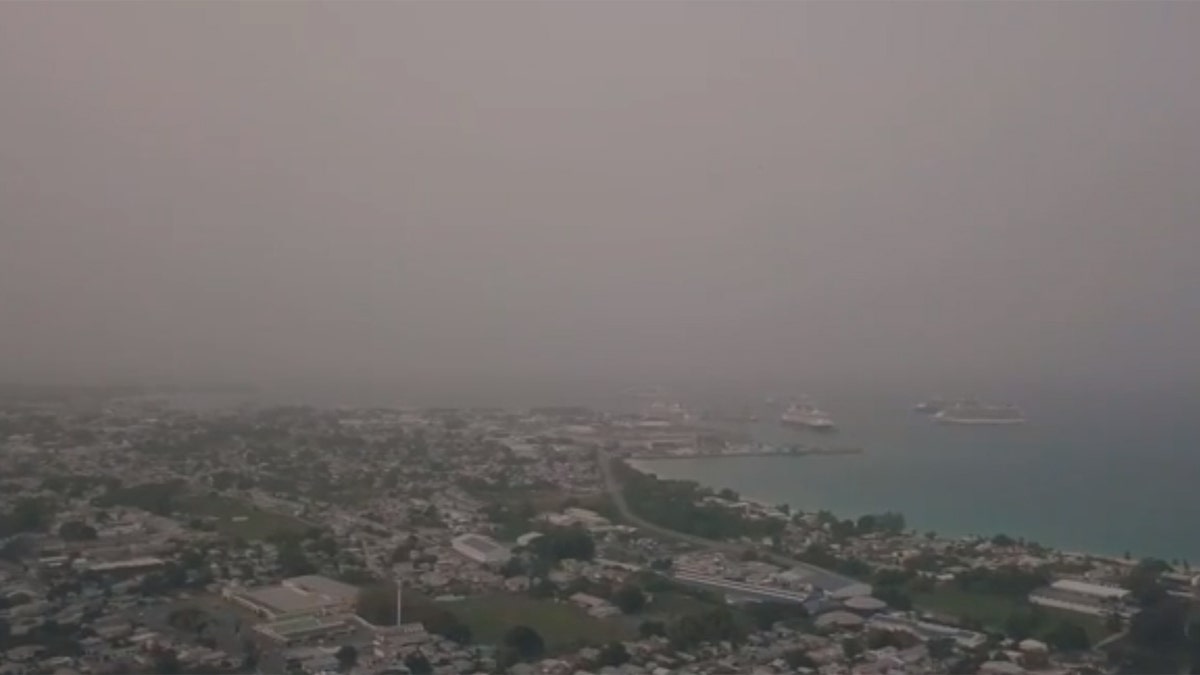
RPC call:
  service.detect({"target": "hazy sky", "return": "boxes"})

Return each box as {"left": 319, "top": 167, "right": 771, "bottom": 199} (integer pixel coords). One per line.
{"left": 2, "top": 2, "right": 1198, "bottom": 393}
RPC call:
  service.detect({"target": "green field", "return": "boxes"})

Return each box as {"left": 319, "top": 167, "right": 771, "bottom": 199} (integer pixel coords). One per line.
{"left": 913, "top": 588, "right": 1024, "bottom": 628}
{"left": 179, "top": 494, "right": 312, "bottom": 539}
{"left": 643, "top": 590, "right": 719, "bottom": 620}
{"left": 1039, "top": 607, "right": 1111, "bottom": 643}
{"left": 439, "top": 594, "right": 632, "bottom": 652}
{"left": 914, "top": 588, "right": 1112, "bottom": 643}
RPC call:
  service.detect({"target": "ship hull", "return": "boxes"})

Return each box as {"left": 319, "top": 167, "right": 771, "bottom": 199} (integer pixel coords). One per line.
{"left": 933, "top": 417, "right": 1025, "bottom": 425}
{"left": 781, "top": 419, "right": 837, "bottom": 431}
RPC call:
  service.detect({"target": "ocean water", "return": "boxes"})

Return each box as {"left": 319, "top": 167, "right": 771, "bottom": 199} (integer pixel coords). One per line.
{"left": 633, "top": 386, "right": 1200, "bottom": 563}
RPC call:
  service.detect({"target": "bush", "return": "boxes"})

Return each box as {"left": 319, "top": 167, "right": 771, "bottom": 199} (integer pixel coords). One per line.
{"left": 532, "top": 526, "right": 595, "bottom": 562}
{"left": 596, "top": 641, "right": 630, "bottom": 667}
{"left": 502, "top": 625, "right": 545, "bottom": 660}
{"left": 58, "top": 520, "right": 97, "bottom": 541}
{"left": 613, "top": 585, "right": 647, "bottom": 614}
{"left": 404, "top": 652, "right": 432, "bottom": 675}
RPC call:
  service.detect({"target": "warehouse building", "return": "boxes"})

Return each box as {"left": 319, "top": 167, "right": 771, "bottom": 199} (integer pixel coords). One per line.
{"left": 1029, "top": 579, "right": 1133, "bottom": 617}
{"left": 227, "top": 575, "right": 360, "bottom": 620}
{"left": 451, "top": 533, "right": 511, "bottom": 565}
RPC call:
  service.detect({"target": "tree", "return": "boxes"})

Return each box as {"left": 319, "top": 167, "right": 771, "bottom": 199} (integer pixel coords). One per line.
{"left": 404, "top": 598, "right": 472, "bottom": 643}
{"left": 532, "top": 526, "right": 595, "bottom": 563}
{"left": 335, "top": 644, "right": 358, "bottom": 671}
{"left": 503, "top": 625, "right": 545, "bottom": 660}
{"left": 277, "top": 539, "right": 315, "bottom": 577}
{"left": 649, "top": 557, "right": 673, "bottom": 572}
{"left": 404, "top": 652, "right": 432, "bottom": 675}
{"left": 867, "top": 629, "right": 904, "bottom": 650}
{"left": 1044, "top": 620, "right": 1091, "bottom": 651}
{"left": 1106, "top": 611, "right": 1124, "bottom": 634}
{"left": 58, "top": 520, "right": 98, "bottom": 541}
{"left": 667, "top": 606, "right": 743, "bottom": 650}
{"left": 0, "top": 498, "right": 53, "bottom": 536}
{"left": 1126, "top": 559, "right": 1170, "bottom": 607}
{"left": 613, "top": 585, "right": 647, "bottom": 614}
{"left": 991, "top": 533, "right": 1016, "bottom": 547}
{"left": 596, "top": 641, "right": 630, "bottom": 667}
{"left": 1129, "top": 597, "right": 1188, "bottom": 649}
{"left": 856, "top": 514, "right": 878, "bottom": 534}
{"left": 499, "top": 557, "right": 527, "bottom": 578}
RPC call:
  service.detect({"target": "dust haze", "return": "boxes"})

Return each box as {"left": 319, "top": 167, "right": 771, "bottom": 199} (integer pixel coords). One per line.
{"left": 2, "top": 2, "right": 1198, "bottom": 398}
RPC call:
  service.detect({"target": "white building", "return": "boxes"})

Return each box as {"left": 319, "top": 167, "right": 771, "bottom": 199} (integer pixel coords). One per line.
{"left": 1029, "top": 579, "right": 1131, "bottom": 617}
{"left": 227, "top": 575, "right": 360, "bottom": 620}
{"left": 451, "top": 534, "right": 511, "bottom": 565}
{"left": 546, "top": 508, "right": 611, "bottom": 529}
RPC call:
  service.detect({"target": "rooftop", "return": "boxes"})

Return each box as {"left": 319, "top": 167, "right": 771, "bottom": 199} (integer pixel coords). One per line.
{"left": 284, "top": 575, "right": 360, "bottom": 603}
{"left": 237, "top": 575, "right": 360, "bottom": 615}
{"left": 1049, "top": 579, "right": 1129, "bottom": 599}
{"left": 453, "top": 534, "right": 505, "bottom": 554}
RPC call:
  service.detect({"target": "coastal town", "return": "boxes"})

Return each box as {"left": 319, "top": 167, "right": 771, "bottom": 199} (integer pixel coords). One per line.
{"left": 1, "top": 392, "right": 1196, "bottom": 675}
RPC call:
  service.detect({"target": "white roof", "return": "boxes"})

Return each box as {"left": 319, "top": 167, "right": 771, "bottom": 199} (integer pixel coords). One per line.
{"left": 452, "top": 533, "right": 507, "bottom": 555}
{"left": 1050, "top": 579, "right": 1129, "bottom": 599}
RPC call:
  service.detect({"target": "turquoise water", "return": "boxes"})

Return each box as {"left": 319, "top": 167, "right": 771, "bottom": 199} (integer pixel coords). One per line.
{"left": 633, "top": 387, "right": 1200, "bottom": 562}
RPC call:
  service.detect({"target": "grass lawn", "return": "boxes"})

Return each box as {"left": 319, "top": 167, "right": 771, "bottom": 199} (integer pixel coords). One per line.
{"left": 1039, "top": 607, "right": 1112, "bottom": 643}
{"left": 439, "top": 594, "right": 632, "bottom": 652}
{"left": 913, "top": 588, "right": 1023, "bottom": 629}
{"left": 643, "top": 590, "right": 719, "bottom": 620}
{"left": 914, "top": 588, "right": 1114, "bottom": 644}
{"left": 179, "top": 494, "right": 312, "bottom": 540}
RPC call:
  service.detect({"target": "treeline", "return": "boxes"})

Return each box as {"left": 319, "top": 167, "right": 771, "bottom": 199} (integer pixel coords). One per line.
{"left": 954, "top": 565, "right": 1050, "bottom": 597}
{"left": 1108, "top": 559, "right": 1200, "bottom": 673}
{"left": 0, "top": 498, "right": 55, "bottom": 538}
{"left": 798, "top": 544, "right": 872, "bottom": 580}
{"left": 618, "top": 464, "right": 784, "bottom": 540}
{"left": 812, "top": 510, "right": 906, "bottom": 540}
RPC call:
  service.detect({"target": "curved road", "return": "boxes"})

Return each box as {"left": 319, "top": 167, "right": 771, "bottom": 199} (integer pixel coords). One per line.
{"left": 598, "top": 451, "right": 867, "bottom": 595}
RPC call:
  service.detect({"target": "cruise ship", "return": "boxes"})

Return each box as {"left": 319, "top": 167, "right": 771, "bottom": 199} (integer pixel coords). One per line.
{"left": 933, "top": 400, "right": 1026, "bottom": 425}
{"left": 781, "top": 402, "right": 836, "bottom": 431}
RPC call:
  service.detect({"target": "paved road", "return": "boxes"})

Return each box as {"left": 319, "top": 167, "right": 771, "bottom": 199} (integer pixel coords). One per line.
{"left": 597, "top": 450, "right": 866, "bottom": 595}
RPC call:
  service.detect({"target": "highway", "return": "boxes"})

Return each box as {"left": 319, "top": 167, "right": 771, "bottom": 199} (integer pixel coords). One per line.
{"left": 597, "top": 450, "right": 868, "bottom": 596}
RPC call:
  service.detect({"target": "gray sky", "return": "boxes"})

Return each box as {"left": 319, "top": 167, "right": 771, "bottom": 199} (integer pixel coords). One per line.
{"left": 2, "top": 2, "right": 1198, "bottom": 393}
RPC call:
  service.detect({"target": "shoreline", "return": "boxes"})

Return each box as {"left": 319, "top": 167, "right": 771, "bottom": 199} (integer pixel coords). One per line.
{"left": 625, "top": 447, "right": 863, "bottom": 461}
{"left": 627, "top": 455, "right": 1189, "bottom": 565}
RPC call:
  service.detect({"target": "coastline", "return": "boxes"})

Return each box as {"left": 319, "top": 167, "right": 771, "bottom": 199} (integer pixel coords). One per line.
{"left": 625, "top": 447, "right": 863, "bottom": 460}
{"left": 627, "top": 454, "right": 1195, "bottom": 564}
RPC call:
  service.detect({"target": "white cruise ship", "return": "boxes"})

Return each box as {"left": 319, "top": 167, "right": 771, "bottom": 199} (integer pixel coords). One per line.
{"left": 933, "top": 400, "right": 1026, "bottom": 425}
{"left": 780, "top": 402, "right": 836, "bottom": 431}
